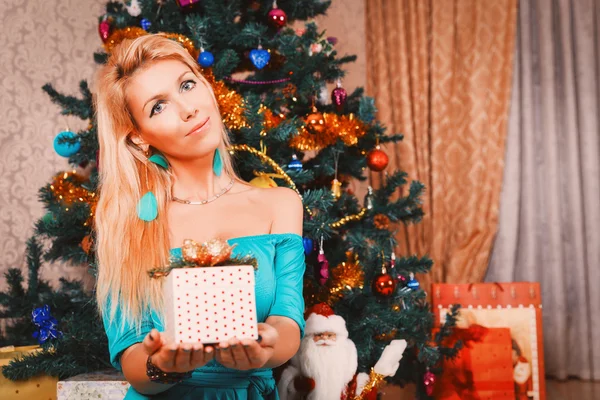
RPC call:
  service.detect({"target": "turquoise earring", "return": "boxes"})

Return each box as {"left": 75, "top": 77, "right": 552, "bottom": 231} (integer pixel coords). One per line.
{"left": 137, "top": 151, "right": 162, "bottom": 222}
{"left": 213, "top": 148, "right": 223, "bottom": 176}
{"left": 137, "top": 192, "right": 158, "bottom": 222}
{"left": 148, "top": 153, "right": 169, "bottom": 169}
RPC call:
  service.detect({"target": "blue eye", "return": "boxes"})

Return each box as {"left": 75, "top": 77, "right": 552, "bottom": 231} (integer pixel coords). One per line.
{"left": 182, "top": 79, "right": 196, "bottom": 91}
{"left": 150, "top": 101, "right": 165, "bottom": 117}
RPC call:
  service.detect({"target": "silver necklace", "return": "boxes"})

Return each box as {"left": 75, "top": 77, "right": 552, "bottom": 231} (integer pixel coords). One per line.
{"left": 172, "top": 178, "right": 235, "bottom": 205}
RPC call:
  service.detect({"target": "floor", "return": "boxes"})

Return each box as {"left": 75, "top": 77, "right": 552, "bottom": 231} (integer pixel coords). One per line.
{"left": 379, "top": 379, "right": 600, "bottom": 399}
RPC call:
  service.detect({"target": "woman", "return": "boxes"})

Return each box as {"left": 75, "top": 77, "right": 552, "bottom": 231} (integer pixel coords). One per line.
{"left": 94, "top": 34, "right": 306, "bottom": 399}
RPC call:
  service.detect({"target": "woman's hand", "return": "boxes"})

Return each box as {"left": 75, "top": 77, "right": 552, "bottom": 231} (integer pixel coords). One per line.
{"left": 215, "top": 323, "right": 278, "bottom": 370}
{"left": 142, "top": 329, "right": 215, "bottom": 373}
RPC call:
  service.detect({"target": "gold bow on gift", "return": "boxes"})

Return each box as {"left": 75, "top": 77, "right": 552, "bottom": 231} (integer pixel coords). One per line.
{"left": 181, "top": 238, "right": 235, "bottom": 266}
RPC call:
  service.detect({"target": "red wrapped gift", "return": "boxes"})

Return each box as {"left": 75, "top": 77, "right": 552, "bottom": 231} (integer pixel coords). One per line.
{"left": 433, "top": 282, "right": 546, "bottom": 400}
{"left": 434, "top": 326, "right": 515, "bottom": 399}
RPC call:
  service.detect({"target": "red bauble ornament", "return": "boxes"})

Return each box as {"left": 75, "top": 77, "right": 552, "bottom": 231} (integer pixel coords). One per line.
{"left": 331, "top": 81, "right": 347, "bottom": 112}
{"left": 267, "top": 7, "right": 287, "bottom": 29}
{"left": 372, "top": 273, "right": 397, "bottom": 297}
{"left": 367, "top": 145, "right": 389, "bottom": 171}
{"left": 98, "top": 17, "right": 112, "bottom": 43}
{"left": 424, "top": 370, "right": 436, "bottom": 396}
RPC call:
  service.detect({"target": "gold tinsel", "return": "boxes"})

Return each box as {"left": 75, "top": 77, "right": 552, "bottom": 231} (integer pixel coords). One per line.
{"left": 290, "top": 113, "right": 367, "bottom": 151}
{"left": 49, "top": 170, "right": 96, "bottom": 225}
{"left": 328, "top": 251, "right": 364, "bottom": 302}
{"left": 373, "top": 214, "right": 391, "bottom": 230}
{"left": 103, "top": 28, "right": 199, "bottom": 59}
{"left": 353, "top": 368, "right": 387, "bottom": 400}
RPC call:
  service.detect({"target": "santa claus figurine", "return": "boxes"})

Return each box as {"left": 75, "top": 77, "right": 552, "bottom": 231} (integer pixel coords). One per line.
{"left": 278, "top": 303, "right": 407, "bottom": 400}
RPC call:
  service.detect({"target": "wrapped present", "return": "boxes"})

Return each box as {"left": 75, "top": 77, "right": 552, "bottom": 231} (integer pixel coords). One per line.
{"left": 164, "top": 265, "right": 259, "bottom": 344}
{"left": 433, "top": 282, "right": 546, "bottom": 400}
{"left": 433, "top": 326, "right": 515, "bottom": 399}
{"left": 57, "top": 370, "right": 129, "bottom": 399}
{"left": 0, "top": 345, "right": 58, "bottom": 400}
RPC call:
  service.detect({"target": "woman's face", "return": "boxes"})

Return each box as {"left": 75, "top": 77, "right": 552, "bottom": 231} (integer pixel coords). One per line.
{"left": 126, "top": 59, "right": 222, "bottom": 160}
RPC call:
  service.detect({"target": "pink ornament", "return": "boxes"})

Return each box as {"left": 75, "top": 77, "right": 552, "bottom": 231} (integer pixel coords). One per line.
{"left": 175, "top": 0, "right": 201, "bottom": 8}
{"left": 331, "top": 81, "right": 347, "bottom": 112}
{"left": 98, "top": 17, "right": 112, "bottom": 43}
{"left": 268, "top": 7, "right": 287, "bottom": 29}
{"left": 310, "top": 43, "right": 323, "bottom": 55}
{"left": 423, "top": 370, "right": 436, "bottom": 396}
{"left": 318, "top": 252, "right": 329, "bottom": 285}
{"left": 317, "top": 237, "right": 329, "bottom": 285}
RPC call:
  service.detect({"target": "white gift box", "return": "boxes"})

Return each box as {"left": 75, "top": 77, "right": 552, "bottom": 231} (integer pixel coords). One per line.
{"left": 56, "top": 370, "right": 129, "bottom": 400}
{"left": 163, "top": 265, "right": 259, "bottom": 344}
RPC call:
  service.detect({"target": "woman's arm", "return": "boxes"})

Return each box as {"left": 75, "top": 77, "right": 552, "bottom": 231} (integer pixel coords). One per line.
{"left": 216, "top": 187, "right": 305, "bottom": 370}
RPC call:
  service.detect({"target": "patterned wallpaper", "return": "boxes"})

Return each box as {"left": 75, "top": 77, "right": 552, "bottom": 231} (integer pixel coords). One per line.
{"left": 0, "top": 0, "right": 366, "bottom": 291}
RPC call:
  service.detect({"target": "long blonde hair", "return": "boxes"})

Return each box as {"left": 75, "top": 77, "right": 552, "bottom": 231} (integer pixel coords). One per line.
{"left": 94, "top": 34, "right": 240, "bottom": 328}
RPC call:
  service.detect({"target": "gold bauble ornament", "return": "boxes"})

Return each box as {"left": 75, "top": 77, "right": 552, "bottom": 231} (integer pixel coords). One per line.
{"left": 80, "top": 235, "right": 93, "bottom": 254}
{"left": 331, "top": 178, "right": 342, "bottom": 199}
{"left": 306, "top": 112, "right": 325, "bottom": 133}
{"left": 249, "top": 172, "right": 280, "bottom": 188}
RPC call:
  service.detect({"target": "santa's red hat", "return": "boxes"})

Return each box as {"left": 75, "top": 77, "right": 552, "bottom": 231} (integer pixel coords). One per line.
{"left": 304, "top": 303, "right": 348, "bottom": 338}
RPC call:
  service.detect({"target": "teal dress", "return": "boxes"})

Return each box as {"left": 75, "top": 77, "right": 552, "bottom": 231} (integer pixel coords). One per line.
{"left": 102, "top": 233, "right": 306, "bottom": 400}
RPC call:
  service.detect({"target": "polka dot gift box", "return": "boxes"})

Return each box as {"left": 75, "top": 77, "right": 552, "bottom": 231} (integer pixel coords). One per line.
{"left": 163, "top": 266, "right": 259, "bottom": 344}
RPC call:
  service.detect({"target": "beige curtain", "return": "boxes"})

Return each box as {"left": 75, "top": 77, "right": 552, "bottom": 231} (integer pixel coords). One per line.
{"left": 487, "top": 0, "right": 600, "bottom": 380}
{"left": 365, "top": 0, "right": 518, "bottom": 288}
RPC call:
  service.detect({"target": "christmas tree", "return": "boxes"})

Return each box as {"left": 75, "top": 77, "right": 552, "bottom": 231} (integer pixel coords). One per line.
{"left": 1, "top": 1, "right": 459, "bottom": 398}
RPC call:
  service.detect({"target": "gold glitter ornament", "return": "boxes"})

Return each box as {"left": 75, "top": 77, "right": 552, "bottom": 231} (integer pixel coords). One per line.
{"left": 331, "top": 178, "right": 342, "bottom": 199}
{"left": 249, "top": 172, "right": 280, "bottom": 188}
{"left": 328, "top": 252, "right": 364, "bottom": 302}
{"left": 373, "top": 214, "right": 391, "bottom": 230}
{"left": 181, "top": 238, "right": 235, "bottom": 266}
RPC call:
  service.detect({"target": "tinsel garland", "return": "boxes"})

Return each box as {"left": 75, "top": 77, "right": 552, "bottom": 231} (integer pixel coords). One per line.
{"left": 290, "top": 113, "right": 367, "bottom": 151}
{"left": 49, "top": 170, "right": 96, "bottom": 226}
{"left": 353, "top": 368, "right": 386, "bottom": 400}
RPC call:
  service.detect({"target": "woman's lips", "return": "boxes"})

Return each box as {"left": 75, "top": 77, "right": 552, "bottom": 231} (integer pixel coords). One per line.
{"left": 186, "top": 116, "right": 210, "bottom": 137}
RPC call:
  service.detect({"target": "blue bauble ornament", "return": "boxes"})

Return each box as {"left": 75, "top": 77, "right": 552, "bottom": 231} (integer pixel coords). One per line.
{"left": 288, "top": 154, "right": 303, "bottom": 171}
{"left": 141, "top": 18, "right": 151, "bottom": 31}
{"left": 249, "top": 47, "right": 270, "bottom": 69}
{"left": 302, "top": 237, "right": 314, "bottom": 256}
{"left": 198, "top": 50, "right": 215, "bottom": 67}
{"left": 53, "top": 131, "right": 80, "bottom": 157}
{"left": 407, "top": 273, "right": 420, "bottom": 291}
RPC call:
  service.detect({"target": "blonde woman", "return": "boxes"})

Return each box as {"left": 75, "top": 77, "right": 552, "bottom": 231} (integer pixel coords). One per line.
{"left": 94, "top": 34, "right": 305, "bottom": 399}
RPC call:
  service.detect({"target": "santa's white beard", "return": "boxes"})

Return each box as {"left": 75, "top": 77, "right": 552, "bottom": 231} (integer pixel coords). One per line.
{"left": 296, "top": 336, "right": 357, "bottom": 400}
